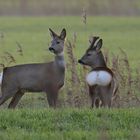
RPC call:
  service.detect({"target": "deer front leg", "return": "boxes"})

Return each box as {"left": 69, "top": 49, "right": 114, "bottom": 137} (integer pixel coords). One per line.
{"left": 8, "top": 90, "right": 24, "bottom": 109}
{"left": 46, "top": 86, "right": 58, "bottom": 108}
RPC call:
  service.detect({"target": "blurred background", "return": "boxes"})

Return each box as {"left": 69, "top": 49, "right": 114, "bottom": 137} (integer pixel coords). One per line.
{"left": 0, "top": 0, "right": 140, "bottom": 16}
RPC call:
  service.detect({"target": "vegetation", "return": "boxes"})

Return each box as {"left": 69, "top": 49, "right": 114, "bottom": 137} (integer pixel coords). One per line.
{"left": 0, "top": 16, "right": 140, "bottom": 108}
{"left": 0, "top": 16, "right": 140, "bottom": 139}
{"left": 0, "top": 108, "right": 140, "bottom": 140}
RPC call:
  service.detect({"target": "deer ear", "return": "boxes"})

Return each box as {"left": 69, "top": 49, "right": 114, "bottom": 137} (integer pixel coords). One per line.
{"left": 49, "top": 28, "right": 57, "bottom": 38}
{"left": 89, "top": 37, "right": 93, "bottom": 44}
{"left": 95, "top": 39, "right": 103, "bottom": 52}
{"left": 89, "top": 36, "right": 100, "bottom": 48}
{"left": 60, "top": 28, "right": 66, "bottom": 40}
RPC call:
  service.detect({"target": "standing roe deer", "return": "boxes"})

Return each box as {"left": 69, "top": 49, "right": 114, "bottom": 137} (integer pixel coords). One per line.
{"left": 0, "top": 28, "right": 66, "bottom": 108}
{"left": 78, "top": 37, "right": 118, "bottom": 108}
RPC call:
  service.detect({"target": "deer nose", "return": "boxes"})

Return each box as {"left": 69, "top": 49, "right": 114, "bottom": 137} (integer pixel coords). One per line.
{"left": 78, "top": 59, "right": 85, "bottom": 65}
{"left": 49, "top": 47, "right": 55, "bottom": 52}
{"left": 78, "top": 59, "right": 83, "bottom": 64}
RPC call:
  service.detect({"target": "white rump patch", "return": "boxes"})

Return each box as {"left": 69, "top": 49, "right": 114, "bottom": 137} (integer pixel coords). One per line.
{"left": 86, "top": 70, "right": 112, "bottom": 86}
{"left": 0, "top": 71, "right": 3, "bottom": 86}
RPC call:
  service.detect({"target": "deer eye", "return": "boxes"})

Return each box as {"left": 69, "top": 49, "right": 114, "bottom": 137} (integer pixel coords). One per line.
{"left": 56, "top": 41, "right": 60, "bottom": 44}
{"left": 87, "top": 53, "right": 91, "bottom": 56}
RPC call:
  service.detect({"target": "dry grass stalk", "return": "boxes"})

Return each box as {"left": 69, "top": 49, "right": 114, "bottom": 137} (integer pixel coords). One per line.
{"left": 66, "top": 40, "right": 79, "bottom": 86}
{"left": 82, "top": 8, "right": 87, "bottom": 25}
{"left": 119, "top": 48, "right": 132, "bottom": 95}
{"left": 16, "top": 41, "right": 24, "bottom": 56}
{"left": 73, "top": 32, "right": 77, "bottom": 48}
{"left": 110, "top": 49, "right": 140, "bottom": 107}
{"left": 0, "top": 51, "right": 16, "bottom": 67}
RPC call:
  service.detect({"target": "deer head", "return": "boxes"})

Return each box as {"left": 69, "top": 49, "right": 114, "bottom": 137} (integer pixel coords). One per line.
{"left": 49, "top": 28, "right": 66, "bottom": 56}
{"left": 78, "top": 37, "right": 106, "bottom": 68}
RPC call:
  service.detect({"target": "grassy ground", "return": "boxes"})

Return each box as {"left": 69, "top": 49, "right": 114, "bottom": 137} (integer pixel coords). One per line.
{"left": 0, "top": 108, "right": 140, "bottom": 140}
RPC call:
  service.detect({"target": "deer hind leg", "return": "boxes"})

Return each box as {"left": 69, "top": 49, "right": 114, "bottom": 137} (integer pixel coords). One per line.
{"left": 95, "top": 98, "right": 100, "bottom": 108}
{"left": 90, "top": 93, "right": 100, "bottom": 108}
{"left": 90, "top": 91, "right": 100, "bottom": 108}
{"left": 102, "top": 100, "right": 111, "bottom": 108}
{"left": 92, "top": 97, "right": 101, "bottom": 108}
{"left": 0, "top": 88, "right": 18, "bottom": 106}
{"left": 0, "top": 95, "right": 10, "bottom": 106}
{"left": 8, "top": 90, "right": 24, "bottom": 109}
{"left": 100, "top": 93, "right": 112, "bottom": 108}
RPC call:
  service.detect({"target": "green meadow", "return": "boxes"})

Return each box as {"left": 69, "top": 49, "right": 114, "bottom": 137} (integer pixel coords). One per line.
{"left": 0, "top": 17, "right": 140, "bottom": 67}
{"left": 0, "top": 17, "right": 140, "bottom": 139}
{"left": 0, "top": 108, "right": 140, "bottom": 140}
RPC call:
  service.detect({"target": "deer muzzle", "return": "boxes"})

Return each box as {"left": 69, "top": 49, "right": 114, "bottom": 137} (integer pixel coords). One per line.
{"left": 49, "top": 47, "right": 55, "bottom": 53}
{"left": 78, "top": 59, "right": 85, "bottom": 65}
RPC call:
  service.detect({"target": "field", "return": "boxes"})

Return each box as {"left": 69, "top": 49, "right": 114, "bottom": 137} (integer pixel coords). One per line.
{"left": 0, "top": 16, "right": 140, "bottom": 66}
{"left": 0, "top": 108, "right": 140, "bottom": 140}
{"left": 0, "top": 16, "right": 140, "bottom": 139}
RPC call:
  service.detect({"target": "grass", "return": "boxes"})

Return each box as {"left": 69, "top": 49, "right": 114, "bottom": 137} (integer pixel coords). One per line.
{"left": 0, "top": 108, "right": 140, "bottom": 140}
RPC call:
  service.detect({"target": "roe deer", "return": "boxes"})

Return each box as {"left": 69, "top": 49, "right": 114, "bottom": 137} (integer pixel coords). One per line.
{"left": 78, "top": 37, "right": 118, "bottom": 108}
{"left": 0, "top": 28, "right": 66, "bottom": 108}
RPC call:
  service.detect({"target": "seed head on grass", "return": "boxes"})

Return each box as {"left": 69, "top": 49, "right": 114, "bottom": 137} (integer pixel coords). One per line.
{"left": 66, "top": 40, "right": 79, "bottom": 86}
{"left": 16, "top": 41, "right": 24, "bottom": 56}
{"left": 82, "top": 8, "right": 87, "bottom": 25}
{"left": 4, "top": 51, "right": 16, "bottom": 66}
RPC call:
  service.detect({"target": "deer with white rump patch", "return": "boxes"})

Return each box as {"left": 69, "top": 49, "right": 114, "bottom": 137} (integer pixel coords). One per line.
{"left": 0, "top": 28, "right": 66, "bottom": 108}
{"left": 78, "top": 37, "right": 118, "bottom": 108}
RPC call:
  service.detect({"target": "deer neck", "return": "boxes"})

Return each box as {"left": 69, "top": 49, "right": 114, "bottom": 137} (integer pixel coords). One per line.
{"left": 91, "top": 52, "right": 107, "bottom": 69}
{"left": 54, "top": 52, "right": 65, "bottom": 72}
